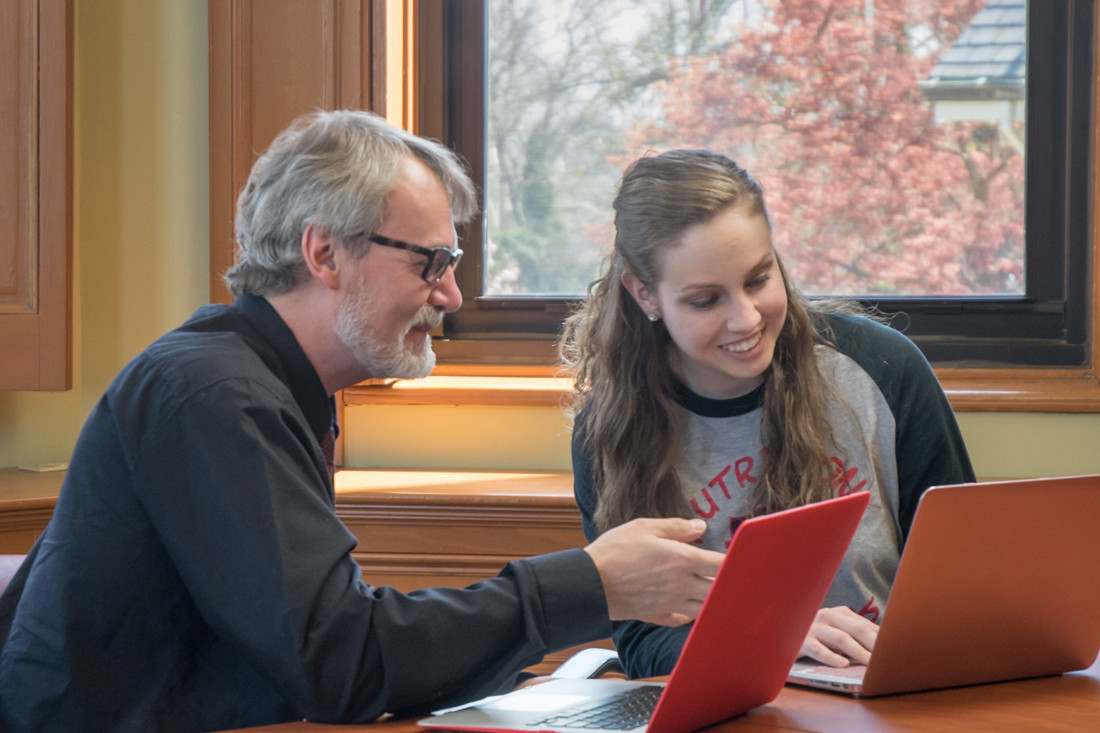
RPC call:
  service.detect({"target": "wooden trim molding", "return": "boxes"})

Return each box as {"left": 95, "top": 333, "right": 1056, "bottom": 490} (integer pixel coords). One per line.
{"left": 936, "top": 370, "right": 1100, "bottom": 413}
{"left": 0, "top": 468, "right": 65, "bottom": 553}
{"left": 0, "top": 0, "right": 73, "bottom": 391}
{"left": 343, "top": 367, "right": 1100, "bottom": 414}
{"left": 342, "top": 374, "right": 572, "bottom": 408}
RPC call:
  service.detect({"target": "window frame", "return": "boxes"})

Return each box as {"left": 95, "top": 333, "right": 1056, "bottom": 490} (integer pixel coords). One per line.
{"left": 415, "top": 0, "right": 1095, "bottom": 371}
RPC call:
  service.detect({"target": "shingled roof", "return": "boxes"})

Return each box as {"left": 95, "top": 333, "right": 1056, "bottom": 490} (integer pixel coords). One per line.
{"left": 919, "top": 0, "right": 1026, "bottom": 101}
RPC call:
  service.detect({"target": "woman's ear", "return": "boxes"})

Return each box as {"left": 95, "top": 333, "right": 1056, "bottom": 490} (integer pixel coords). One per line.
{"left": 621, "top": 272, "right": 659, "bottom": 319}
{"left": 301, "top": 224, "right": 341, "bottom": 290}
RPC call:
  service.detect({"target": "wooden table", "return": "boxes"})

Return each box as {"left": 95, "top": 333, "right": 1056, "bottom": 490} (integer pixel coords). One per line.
{"left": 225, "top": 653, "right": 1100, "bottom": 732}
{"left": 8, "top": 467, "right": 1096, "bottom": 730}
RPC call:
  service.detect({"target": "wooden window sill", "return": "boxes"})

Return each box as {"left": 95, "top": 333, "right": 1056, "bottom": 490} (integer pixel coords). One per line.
{"left": 342, "top": 367, "right": 1100, "bottom": 413}
{"left": 935, "top": 368, "right": 1100, "bottom": 413}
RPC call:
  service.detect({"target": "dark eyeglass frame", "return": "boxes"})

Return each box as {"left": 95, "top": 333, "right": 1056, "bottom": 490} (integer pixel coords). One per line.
{"left": 366, "top": 233, "right": 463, "bottom": 284}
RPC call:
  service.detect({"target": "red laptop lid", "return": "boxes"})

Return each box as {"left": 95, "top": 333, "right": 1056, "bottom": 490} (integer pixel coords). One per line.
{"left": 649, "top": 490, "right": 869, "bottom": 733}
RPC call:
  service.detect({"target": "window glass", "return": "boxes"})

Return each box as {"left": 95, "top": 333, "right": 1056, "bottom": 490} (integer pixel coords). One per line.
{"left": 428, "top": 0, "right": 1089, "bottom": 367}
{"left": 485, "top": 0, "right": 1025, "bottom": 298}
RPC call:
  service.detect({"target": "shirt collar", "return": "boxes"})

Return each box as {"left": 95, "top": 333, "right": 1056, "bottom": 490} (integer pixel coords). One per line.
{"left": 671, "top": 375, "right": 765, "bottom": 418}
{"left": 232, "top": 294, "right": 337, "bottom": 442}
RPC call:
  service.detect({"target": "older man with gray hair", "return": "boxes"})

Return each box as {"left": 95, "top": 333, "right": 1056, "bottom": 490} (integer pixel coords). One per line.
{"left": 0, "top": 110, "right": 722, "bottom": 733}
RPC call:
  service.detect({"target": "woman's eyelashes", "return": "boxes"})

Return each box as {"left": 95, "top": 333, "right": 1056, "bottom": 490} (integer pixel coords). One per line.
{"left": 685, "top": 274, "right": 771, "bottom": 310}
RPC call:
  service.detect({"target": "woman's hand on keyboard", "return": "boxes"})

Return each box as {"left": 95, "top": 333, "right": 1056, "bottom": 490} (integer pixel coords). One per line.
{"left": 799, "top": 606, "right": 879, "bottom": 667}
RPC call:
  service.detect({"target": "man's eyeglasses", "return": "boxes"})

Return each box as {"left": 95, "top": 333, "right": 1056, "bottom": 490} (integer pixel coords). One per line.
{"left": 366, "top": 233, "right": 463, "bottom": 284}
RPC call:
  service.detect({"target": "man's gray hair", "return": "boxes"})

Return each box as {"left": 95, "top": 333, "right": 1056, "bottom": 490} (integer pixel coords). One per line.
{"left": 225, "top": 109, "right": 478, "bottom": 297}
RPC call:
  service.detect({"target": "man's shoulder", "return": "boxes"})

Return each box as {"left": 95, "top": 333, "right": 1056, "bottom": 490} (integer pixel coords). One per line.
{"left": 147, "top": 328, "right": 263, "bottom": 374}
{"left": 111, "top": 317, "right": 284, "bottom": 410}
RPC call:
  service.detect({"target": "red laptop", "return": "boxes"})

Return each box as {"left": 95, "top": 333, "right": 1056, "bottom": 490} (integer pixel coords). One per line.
{"left": 419, "top": 491, "right": 870, "bottom": 733}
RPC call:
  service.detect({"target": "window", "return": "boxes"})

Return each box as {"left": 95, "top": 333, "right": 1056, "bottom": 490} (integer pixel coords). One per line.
{"left": 417, "top": 0, "right": 1093, "bottom": 368}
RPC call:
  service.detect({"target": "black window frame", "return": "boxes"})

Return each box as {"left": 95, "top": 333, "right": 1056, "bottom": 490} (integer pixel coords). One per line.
{"left": 417, "top": 0, "right": 1094, "bottom": 368}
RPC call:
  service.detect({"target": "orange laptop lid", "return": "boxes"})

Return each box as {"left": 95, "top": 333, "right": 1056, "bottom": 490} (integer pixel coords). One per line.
{"left": 789, "top": 475, "right": 1100, "bottom": 697}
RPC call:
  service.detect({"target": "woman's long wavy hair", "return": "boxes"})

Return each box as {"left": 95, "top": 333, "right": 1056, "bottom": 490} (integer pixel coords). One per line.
{"left": 560, "top": 149, "right": 848, "bottom": 533}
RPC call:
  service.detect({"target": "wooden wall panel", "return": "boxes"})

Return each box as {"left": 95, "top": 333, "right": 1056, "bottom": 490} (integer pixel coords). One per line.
{"left": 0, "top": 0, "right": 73, "bottom": 391}
{"left": 208, "top": 0, "right": 376, "bottom": 304}
{"left": 0, "top": 0, "right": 36, "bottom": 317}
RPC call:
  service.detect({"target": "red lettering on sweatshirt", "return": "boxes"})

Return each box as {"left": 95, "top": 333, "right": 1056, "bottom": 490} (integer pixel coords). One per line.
{"left": 709, "top": 457, "right": 758, "bottom": 501}
{"left": 710, "top": 465, "right": 733, "bottom": 499}
{"left": 689, "top": 454, "right": 870, "bottom": 536}
{"left": 733, "top": 456, "right": 757, "bottom": 488}
{"left": 691, "top": 488, "right": 721, "bottom": 519}
{"left": 857, "top": 596, "right": 881, "bottom": 623}
{"left": 830, "top": 457, "right": 867, "bottom": 496}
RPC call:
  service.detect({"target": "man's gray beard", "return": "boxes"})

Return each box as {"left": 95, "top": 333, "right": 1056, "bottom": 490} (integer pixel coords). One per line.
{"left": 336, "top": 283, "right": 438, "bottom": 380}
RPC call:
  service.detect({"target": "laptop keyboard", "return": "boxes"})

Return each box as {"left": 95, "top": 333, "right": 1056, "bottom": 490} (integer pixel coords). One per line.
{"left": 797, "top": 663, "right": 867, "bottom": 679}
{"left": 532, "top": 685, "right": 662, "bottom": 730}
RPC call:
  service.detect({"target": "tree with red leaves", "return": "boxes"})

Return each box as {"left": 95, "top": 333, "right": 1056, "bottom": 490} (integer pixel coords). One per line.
{"left": 628, "top": 0, "right": 1022, "bottom": 296}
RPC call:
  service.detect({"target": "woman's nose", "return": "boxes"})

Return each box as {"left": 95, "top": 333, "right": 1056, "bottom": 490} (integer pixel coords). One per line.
{"left": 725, "top": 294, "right": 761, "bottom": 332}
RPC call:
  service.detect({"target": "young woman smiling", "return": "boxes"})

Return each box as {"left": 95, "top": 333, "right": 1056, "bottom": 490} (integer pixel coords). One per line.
{"left": 560, "top": 149, "right": 975, "bottom": 678}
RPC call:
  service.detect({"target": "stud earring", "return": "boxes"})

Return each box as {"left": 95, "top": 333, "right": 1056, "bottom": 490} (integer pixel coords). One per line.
{"left": 647, "top": 312, "right": 660, "bottom": 322}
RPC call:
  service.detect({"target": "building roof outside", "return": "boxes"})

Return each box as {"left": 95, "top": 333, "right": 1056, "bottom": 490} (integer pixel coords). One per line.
{"left": 920, "top": 0, "right": 1025, "bottom": 100}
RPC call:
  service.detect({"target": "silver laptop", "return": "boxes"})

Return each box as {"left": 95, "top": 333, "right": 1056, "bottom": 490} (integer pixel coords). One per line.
{"left": 419, "top": 492, "right": 869, "bottom": 733}
{"left": 787, "top": 475, "right": 1100, "bottom": 697}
